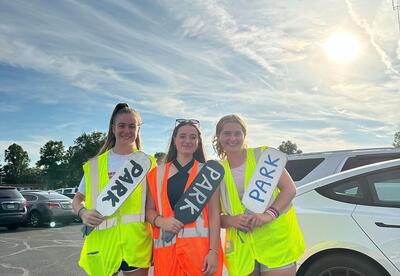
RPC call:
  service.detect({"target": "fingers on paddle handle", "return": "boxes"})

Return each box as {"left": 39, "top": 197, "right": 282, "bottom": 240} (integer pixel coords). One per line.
{"left": 81, "top": 225, "right": 94, "bottom": 237}
{"left": 161, "top": 231, "right": 175, "bottom": 242}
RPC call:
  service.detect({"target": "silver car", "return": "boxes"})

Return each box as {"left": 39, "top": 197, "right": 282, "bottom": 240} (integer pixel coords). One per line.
{"left": 21, "top": 190, "right": 75, "bottom": 227}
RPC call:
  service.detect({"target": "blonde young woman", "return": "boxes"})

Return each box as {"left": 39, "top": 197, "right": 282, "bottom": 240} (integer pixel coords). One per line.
{"left": 213, "top": 114, "right": 305, "bottom": 276}
{"left": 146, "top": 119, "right": 223, "bottom": 276}
{"left": 72, "top": 103, "right": 154, "bottom": 276}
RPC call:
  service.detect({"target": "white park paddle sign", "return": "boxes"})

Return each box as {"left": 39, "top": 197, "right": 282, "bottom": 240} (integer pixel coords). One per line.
{"left": 242, "top": 148, "right": 287, "bottom": 214}
{"left": 82, "top": 151, "right": 151, "bottom": 236}
{"left": 161, "top": 160, "right": 224, "bottom": 242}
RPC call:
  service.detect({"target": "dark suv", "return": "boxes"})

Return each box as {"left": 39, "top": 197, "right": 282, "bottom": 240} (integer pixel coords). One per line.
{"left": 0, "top": 186, "right": 27, "bottom": 230}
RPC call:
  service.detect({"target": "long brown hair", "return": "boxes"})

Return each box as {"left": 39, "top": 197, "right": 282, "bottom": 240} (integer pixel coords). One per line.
{"left": 212, "top": 114, "right": 247, "bottom": 160}
{"left": 97, "top": 103, "right": 142, "bottom": 155}
{"left": 165, "top": 121, "right": 206, "bottom": 163}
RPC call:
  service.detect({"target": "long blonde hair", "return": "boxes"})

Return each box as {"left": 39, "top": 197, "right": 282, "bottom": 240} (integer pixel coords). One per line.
{"left": 212, "top": 114, "right": 247, "bottom": 160}
{"left": 98, "top": 103, "right": 142, "bottom": 155}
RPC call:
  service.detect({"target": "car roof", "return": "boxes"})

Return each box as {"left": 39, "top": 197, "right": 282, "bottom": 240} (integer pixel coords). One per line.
{"left": 0, "top": 186, "right": 17, "bottom": 189}
{"left": 296, "top": 158, "right": 400, "bottom": 196}
{"left": 288, "top": 147, "right": 400, "bottom": 159}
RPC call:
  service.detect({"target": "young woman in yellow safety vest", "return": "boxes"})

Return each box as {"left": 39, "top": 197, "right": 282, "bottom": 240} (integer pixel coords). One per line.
{"left": 72, "top": 103, "right": 155, "bottom": 276}
{"left": 213, "top": 114, "right": 305, "bottom": 276}
{"left": 146, "top": 119, "right": 223, "bottom": 276}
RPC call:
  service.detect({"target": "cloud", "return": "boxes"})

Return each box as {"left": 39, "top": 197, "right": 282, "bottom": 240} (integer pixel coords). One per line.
{"left": 345, "top": 0, "right": 399, "bottom": 75}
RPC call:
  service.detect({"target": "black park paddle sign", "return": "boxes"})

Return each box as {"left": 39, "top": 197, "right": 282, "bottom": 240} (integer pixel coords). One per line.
{"left": 161, "top": 160, "right": 224, "bottom": 242}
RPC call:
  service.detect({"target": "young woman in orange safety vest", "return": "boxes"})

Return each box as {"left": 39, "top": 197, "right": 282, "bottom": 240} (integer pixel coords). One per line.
{"left": 146, "top": 119, "right": 223, "bottom": 276}
{"left": 72, "top": 103, "right": 154, "bottom": 276}
{"left": 213, "top": 114, "right": 305, "bottom": 276}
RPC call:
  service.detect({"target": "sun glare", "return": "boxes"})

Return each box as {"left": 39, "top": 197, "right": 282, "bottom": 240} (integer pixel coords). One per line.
{"left": 323, "top": 32, "right": 360, "bottom": 64}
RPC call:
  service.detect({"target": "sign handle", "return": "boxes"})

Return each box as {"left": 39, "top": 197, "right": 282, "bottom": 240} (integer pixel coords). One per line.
{"left": 161, "top": 230, "right": 175, "bottom": 242}
{"left": 81, "top": 225, "right": 94, "bottom": 237}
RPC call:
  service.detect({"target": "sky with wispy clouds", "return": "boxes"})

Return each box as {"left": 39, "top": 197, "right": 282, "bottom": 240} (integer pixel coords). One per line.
{"left": 1, "top": 0, "right": 399, "bottom": 165}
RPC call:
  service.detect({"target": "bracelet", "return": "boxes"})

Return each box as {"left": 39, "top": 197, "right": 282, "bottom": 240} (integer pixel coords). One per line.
{"left": 268, "top": 206, "right": 280, "bottom": 217}
{"left": 209, "top": 248, "right": 218, "bottom": 255}
{"left": 152, "top": 215, "right": 160, "bottom": 227}
{"left": 77, "top": 206, "right": 86, "bottom": 218}
{"left": 265, "top": 209, "right": 276, "bottom": 220}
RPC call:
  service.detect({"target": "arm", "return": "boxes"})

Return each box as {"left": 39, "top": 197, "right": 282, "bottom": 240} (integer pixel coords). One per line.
{"left": 145, "top": 180, "right": 183, "bottom": 233}
{"left": 72, "top": 192, "right": 104, "bottom": 228}
{"left": 202, "top": 188, "right": 220, "bottom": 276}
{"left": 271, "top": 168, "right": 296, "bottom": 213}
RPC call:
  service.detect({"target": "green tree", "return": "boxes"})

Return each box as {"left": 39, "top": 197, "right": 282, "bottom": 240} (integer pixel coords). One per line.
{"left": 3, "top": 143, "right": 30, "bottom": 184}
{"left": 36, "top": 140, "right": 65, "bottom": 171}
{"left": 278, "top": 140, "right": 302, "bottom": 154}
{"left": 36, "top": 140, "right": 66, "bottom": 189}
{"left": 394, "top": 131, "right": 400, "bottom": 147}
{"left": 64, "top": 132, "right": 106, "bottom": 187}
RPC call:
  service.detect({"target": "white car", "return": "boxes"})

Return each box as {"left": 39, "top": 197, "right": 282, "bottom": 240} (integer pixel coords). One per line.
{"left": 295, "top": 158, "right": 400, "bottom": 276}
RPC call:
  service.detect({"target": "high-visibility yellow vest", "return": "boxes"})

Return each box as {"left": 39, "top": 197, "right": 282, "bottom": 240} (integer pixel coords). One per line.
{"left": 79, "top": 150, "right": 155, "bottom": 276}
{"left": 220, "top": 147, "right": 305, "bottom": 276}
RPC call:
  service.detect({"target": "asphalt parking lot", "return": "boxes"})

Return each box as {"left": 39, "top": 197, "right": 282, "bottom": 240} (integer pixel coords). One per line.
{"left": 0, "top": 224, "right": 227, "bottom": 276}
{"left": 0, "top": 224, "right": 84, "bottom": 276}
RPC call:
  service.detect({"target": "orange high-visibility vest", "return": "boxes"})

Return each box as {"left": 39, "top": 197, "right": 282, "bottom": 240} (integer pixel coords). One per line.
{"left": 147, "top": 160, "right": 223, "bottom": 276}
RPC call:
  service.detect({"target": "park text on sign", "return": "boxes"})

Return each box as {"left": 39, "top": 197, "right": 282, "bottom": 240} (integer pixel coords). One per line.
{"left": 95, "top": 151, "right": 151, "bottom": 217}
{"left": 178, "top": 165, "right": 221, "bottom": 216}
{"left": 242, "top": 148, "right": 287, "bottom": 214}
{"left": 101, "top": 160, "right": 143, "bottom": 207}
{"left": 248, "top": 155, "right": 279, "bottom": 203}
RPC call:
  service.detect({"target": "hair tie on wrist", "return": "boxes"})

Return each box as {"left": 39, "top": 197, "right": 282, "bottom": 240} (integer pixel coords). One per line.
{"left": 152, "top": 215, "right": 160, "bottom": 227}
{"left": 209, "top": 248, "right": 218, "bottom": 255}
{"left": 77, "top": 206, "right": 86, "bottom": 218}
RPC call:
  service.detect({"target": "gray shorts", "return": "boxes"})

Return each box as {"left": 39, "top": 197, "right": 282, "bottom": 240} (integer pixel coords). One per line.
{"left": 254, "top": 261, "right": 296, "bottom": 272}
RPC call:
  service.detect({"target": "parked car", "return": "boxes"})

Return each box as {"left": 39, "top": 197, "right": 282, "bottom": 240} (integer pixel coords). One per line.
{"left": 21, "top": 190, "right": 76, "bottom": 227}
{"left": 295, "top": 158, "right": 400, "bottom": 276}
{"left": 0, "top": 186, "right": 27, "bottom": 230}
{"left": 287, "top": 147, "right": 400, "bottom": 187}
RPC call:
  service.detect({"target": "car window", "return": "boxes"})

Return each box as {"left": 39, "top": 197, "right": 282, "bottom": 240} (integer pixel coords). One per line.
{"left": 23, "top": 194, "right": 38, "bottom": 201}
{"left": 44, "top": 192, "right": 71, "bottom": 200}
{"left": 341, "top": 153, "right": 400, "bottom": 171}
{"left": 0, "top": 188, "right": 24, "bottom": 198}
{"left": 316, "top": 177, "right": 367, "bottom": 205}
{"left": 332, "top": 181, "right": 363, "bottom": 198}
{"left": 367, "top": 169, "right": 400, "bottom": 207}
{"left": 286, "top": 158, "right": 324, "bottom": 181}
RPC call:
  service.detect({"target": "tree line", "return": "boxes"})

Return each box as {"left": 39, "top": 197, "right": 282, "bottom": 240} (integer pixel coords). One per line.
{"left": 1, "top": 131, "right": 399, "bottom": 189}
{"left": 0, "top": 132, "right": 106, "bottom": 189}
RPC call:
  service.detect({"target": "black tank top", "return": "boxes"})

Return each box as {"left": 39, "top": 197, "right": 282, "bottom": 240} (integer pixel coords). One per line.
{"left": 167, "top": 159, "right": 195, "bottom": 209}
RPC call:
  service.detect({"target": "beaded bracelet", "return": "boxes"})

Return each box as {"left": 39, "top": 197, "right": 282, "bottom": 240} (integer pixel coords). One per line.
{"left": 268, "top": 206, "right": 280, "bottom": 218}
{"left": 265, "top": 209, "right": 277, "bottom": 220}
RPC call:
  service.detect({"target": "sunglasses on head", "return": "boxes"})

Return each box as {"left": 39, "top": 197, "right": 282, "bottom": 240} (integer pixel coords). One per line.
{"left": 175, "top": 119, "right": 200, "bottom": 127}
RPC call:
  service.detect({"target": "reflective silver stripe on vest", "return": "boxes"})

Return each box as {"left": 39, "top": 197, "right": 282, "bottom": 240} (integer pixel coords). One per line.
{"left": 97, "top": 217, "right": 118, "bottom": 230}
{"left": 220, "top": 148, "right": 263, "bottom": 216}
{"left": 253, "top": 147, "right": 263, "bottom": 162}
{"left": 121, "top": 213, "right": 145, "bottom": 224}
{"left": 154, "top": 163, "right": 209, "bottom": 249}
{"left": 89, "top": 158, "right": 99, "bottom": 210}
{"left": 220, "top": 178, "right": 232, "bottom": 215}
